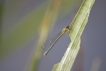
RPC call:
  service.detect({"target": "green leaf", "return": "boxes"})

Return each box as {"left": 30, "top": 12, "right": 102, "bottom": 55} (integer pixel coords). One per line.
{"left": 52, "top": 0, "right": 95, "bottom": 71}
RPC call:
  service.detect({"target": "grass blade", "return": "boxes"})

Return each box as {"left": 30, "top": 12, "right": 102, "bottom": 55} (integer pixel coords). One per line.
{"left": 52, "top": 0, "right": 95, "bottom": 71}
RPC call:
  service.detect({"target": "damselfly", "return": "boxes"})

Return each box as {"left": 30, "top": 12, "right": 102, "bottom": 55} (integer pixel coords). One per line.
{"left": 43, "top": 26, "right": 70, "bottom": 56}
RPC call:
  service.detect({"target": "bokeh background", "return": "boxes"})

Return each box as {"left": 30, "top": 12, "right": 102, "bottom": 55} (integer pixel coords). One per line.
{"left": 0, "top": 0, "right": 106, "bottom": 71}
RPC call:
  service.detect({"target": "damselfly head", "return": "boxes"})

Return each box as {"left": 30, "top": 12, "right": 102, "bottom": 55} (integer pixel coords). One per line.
{"left": 65, "top": 26, "right": 69, "bottom": 30}
{"left": 62, "top": 26, "right": 69, "bottom": 34}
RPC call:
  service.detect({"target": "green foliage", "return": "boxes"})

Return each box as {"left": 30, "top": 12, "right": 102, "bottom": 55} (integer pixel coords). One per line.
{"left": 0, "top": 0, "right": 83, "bottom": 71}
{"left": 52, "top": 0, "right": 95, "bottom": 71}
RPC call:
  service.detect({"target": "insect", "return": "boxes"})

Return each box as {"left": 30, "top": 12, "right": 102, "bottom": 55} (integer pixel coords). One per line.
{"left": 43, "top": 26, "right": 70, "bottom": 56}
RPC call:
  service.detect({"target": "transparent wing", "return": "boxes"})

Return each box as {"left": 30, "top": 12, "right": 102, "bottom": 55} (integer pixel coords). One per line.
{"left": 42, "top": 31, "right": 62, "bottom": 49}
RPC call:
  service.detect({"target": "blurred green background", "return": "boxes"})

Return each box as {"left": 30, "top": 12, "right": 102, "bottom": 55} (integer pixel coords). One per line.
{"left": 0, "top": 0, "right": 106, "bottom": 71}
